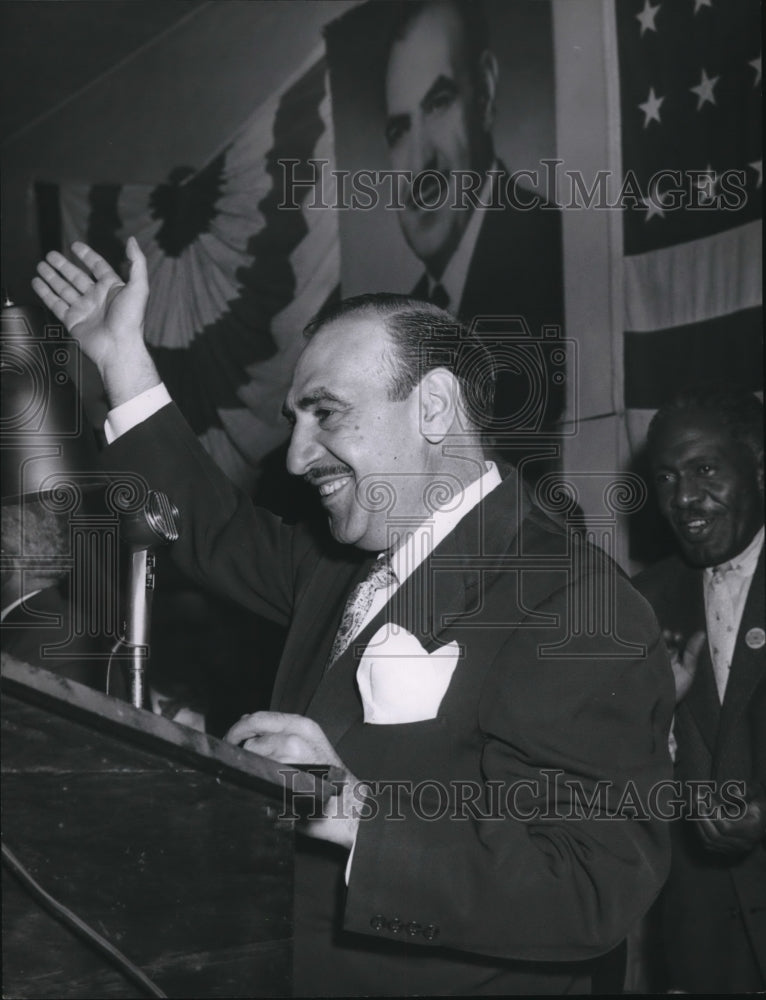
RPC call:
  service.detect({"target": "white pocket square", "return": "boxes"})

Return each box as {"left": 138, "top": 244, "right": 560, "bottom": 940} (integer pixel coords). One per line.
{"left": 357, "top": 625, "right": 460, "bottom": 725}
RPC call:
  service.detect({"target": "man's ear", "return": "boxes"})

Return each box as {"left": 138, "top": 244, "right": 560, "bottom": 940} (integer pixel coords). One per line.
{"left": 419, "top": 368, "right": 460, "bottom": 444}
{"left": 477, "top": 50, "right": 499, "bottom": 131}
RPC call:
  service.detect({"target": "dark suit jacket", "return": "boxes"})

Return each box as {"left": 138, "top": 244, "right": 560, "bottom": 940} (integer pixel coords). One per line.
{"left": 635, "top": 551, "right": 766, "bottom": 992}
{"left": 412, "top": 171, "right": 563, "bottom": 335}
{"left": 105, "top": 403, "right": 673, "bottom": 996}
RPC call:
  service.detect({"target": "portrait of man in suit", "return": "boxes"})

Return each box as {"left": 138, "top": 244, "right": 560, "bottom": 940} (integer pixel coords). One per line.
{"left": 635, "top": 385, "right": 766, "bottom": 993}
{"left": 33, "top": 238, "right": 673, "bottom": 996}
{"left": 325, "top": 0, "right": 566, "bottom": 457}
{"left": 382, "top": 0, "right": 563, "bottom": 339}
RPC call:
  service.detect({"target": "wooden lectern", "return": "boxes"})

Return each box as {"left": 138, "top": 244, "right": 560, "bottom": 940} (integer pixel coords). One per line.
{"left": 1, "top": 657, "right": 306, "bottom": 998}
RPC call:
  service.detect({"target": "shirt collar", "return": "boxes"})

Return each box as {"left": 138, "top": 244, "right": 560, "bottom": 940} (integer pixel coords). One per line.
{"left": 705, "top": 525, "right": 764, "bottom": 580}
{"left": 425, "top": 164, "right": 496, "bottom": 311}
{"left": 386, "top": 461, "right": 502, "bottom": 587}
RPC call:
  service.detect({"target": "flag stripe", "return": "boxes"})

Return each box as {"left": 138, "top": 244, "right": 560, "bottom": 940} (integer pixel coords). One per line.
{"left": 616, "top": 0, "right": 762, "bottom": 422}
{"left": 623, "top": 219, "right": 762, "bottom": 331}
{"left": 624, "top": 305, "right": 763, "bottom": 408}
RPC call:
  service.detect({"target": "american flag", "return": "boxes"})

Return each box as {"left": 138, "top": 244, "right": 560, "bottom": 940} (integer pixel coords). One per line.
{"left": 616, "top": 0, "right": 762, "bottom": 412}
{"left": 36, "top": 47, "right": 339, "bottom": 492}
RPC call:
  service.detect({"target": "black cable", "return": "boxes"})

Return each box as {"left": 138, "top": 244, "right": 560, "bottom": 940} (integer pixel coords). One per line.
{"left": 2, "top": 841, "right": 167, "bottom": 999}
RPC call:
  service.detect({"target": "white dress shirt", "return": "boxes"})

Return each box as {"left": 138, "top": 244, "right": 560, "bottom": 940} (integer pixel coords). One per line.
{"left": 104, "top": 382, "right": 172, "bottom": 443}
{"left": 703, "top": 525, "right": 764, "bottom": 701}
{"left": 351, "top": 461, "right": 502, "bottom": 644}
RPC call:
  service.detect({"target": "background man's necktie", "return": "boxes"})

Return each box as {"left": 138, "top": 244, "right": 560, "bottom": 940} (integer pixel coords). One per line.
{"left": 326, "top": 554, "right": 396, "bottom": 669}
{"left": 707, "top": 564, "right": 736, "bottom": 702}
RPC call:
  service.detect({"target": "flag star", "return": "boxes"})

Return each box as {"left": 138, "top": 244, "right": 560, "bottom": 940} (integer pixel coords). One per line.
{"left": 693, "top": 0, "right": 712, "bottom": 12}
{"left": 643, "top": 199, "right": 664, "bottom": 221}
{"left": 643, "top": 181, "right": 666, "bottom": 220}
{"left": 690, "top": 68, "right": 719, "bottom": 109}
{"left": 750, "top": 159, "right": 763, "bottom": 188}
{"left": 639, "top": 87, "right": 665, "bottom": 127}
{"left": 749, "top": 53, "right": 762, "bottom": 86}
{"left": 636, "top": 0, "right": 661, "bottom": 36}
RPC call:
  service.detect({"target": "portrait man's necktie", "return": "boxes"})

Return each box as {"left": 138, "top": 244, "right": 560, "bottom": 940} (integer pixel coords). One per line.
{"left": 707, "top": 564, "right": 736, "bottom": 702}
{"left": 429, "top": 283, "right": 450, "bottom": 310}
{"left": 326, "top": 554, "right": 396, "bottom": 669}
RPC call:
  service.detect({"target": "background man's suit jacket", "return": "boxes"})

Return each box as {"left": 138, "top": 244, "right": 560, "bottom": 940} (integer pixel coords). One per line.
{"left": 105, "top": 403, "right": 673, "bottom": 996}
{"left": 635, "top": 552, "right": 766, "bottom": 993}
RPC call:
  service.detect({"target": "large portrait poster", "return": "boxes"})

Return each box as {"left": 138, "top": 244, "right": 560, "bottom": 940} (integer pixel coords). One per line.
{"left": 323, "top": 0, "right": 566, "bottom": 463}
{"left": 325, "top": 0, "right": 558, "bottom": 301}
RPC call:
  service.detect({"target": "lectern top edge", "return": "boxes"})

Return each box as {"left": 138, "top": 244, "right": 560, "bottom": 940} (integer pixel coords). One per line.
{"left": 1, "top": 655, "right": 334, "bottom": 803}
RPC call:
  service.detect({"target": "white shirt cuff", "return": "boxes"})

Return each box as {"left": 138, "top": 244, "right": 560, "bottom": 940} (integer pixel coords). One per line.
{"left": 104, "top": 384, "right": 172, "bottom": 443}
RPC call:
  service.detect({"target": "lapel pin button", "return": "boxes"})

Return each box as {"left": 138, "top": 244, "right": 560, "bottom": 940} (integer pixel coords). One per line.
{"left": 745, "top": 627, "right": 765, "bottom": 650}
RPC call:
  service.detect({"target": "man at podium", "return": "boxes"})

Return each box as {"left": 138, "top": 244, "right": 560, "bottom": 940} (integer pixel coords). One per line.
{"left": 33, "top": 239, "right": 674, "bottom": 996}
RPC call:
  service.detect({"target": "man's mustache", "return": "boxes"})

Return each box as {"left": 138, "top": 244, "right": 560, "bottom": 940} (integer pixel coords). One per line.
{"left": 304, "top": 465, "right": 353, "bottom": 485}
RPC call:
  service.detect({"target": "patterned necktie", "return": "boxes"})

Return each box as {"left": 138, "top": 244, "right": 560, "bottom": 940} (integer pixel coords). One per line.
{"left": 429, "top": 282, "right": 450, "bottom": 310}
{"left": 326, "top": 555, "right": 396, "bottom": 669}
{"left": 707, "top": 565, "right": 736, "bottom": 703}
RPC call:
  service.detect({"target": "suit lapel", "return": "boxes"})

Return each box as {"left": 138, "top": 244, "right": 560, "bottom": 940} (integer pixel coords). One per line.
{"left": 271, "top": 550, "right": 371, "bottom": 715}
{"left": 715, "top": 551, "right": 766, "bottom": 768}
{"left": 305, "top": 470, "right": 528, "bottom": 744}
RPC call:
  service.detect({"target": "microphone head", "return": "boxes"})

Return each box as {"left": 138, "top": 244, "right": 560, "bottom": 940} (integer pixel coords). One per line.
{"left": 120, "top": 490, "right": 180, "bottom": 549}
{"left": 144, "top": 490, "right": 180, "bottom": 543}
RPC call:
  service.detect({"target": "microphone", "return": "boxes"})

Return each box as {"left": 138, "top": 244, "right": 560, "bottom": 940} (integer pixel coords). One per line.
{"left": 120, "top": 491, "right": 180, "bottom": 709}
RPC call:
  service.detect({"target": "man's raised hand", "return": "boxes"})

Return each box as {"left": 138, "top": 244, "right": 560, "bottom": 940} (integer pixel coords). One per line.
{"left": 32, "top": 237, "right": 160, "bottom": 407}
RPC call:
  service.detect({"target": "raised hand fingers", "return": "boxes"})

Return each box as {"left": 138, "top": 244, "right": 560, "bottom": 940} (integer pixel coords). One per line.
{"left": 71, "top": 241, "right": 121, "bottom": 284}
{"left": 31, "top": 275, "right": 70, "bottom": 322}
{"left": 45, "top": 250, "right": 94, "bottom": 293}
{"left": 125, "top": 235, "right": 148, "bottom": 289}
{"left": 35, "top": 259, "right": 83, "bottom": 305}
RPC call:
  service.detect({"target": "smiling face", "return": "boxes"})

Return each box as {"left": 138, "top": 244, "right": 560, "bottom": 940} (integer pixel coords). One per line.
{"left": 651, "top": 410, "right": 764, "bottom": 567}
{"left": 384, "top": 1, "right": 493, "bottom": 277}
{"left": 284, "top": 315, "right": 437, "bottom": 551}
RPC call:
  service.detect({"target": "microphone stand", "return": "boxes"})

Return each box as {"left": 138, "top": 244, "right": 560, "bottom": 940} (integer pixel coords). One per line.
{"left": 120, "top": 491, "right": 179, "bottom": 709}
{"left": 125, "top": 547, "right": 155, "bottom": 709}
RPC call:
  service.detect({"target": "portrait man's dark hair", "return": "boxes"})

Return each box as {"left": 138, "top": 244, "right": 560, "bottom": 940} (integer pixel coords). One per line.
{"left": 386, "top": 0, "right": 490, "bottom": 89}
